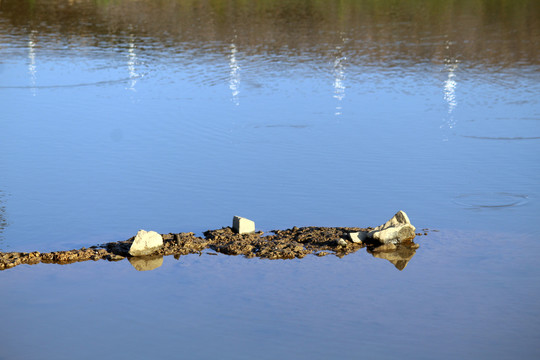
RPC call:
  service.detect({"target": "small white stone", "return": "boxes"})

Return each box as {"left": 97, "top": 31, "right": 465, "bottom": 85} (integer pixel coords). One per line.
{"left": 129, "top": 230, "right": 163, "bottom": 256}
{"left": 232, "top": 216, "right": 255, "bottom": 234}
{"left": 337, "top": 238, "right": 348, "bottom": 246}
{"left": 349, "top": 231, "right": 367, "bottom": 244}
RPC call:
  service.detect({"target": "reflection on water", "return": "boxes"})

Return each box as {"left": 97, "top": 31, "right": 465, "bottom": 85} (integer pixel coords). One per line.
{"left": 368, "top": 244, "right": 418, "bottom": 271}
{"left": 229, "top": 42, "right": 240, "bottom": 105}
{"left": 1, "top": 0, "right": 538, "bottom": 66}
{"left": 128, "top": 255, "right": 163, "bottom": 271}
{"left": 442, "top": 58, "right": 459, "bottom": 136}
{"left": 2, "top": 230, "right": 539, "bottom": 360}
{"left": 0, "top": 243, "right": 418, "bottom": 272}
{"left": 1, "top": 1, "right": 539, "bottom": 359}
{"left": 443, "top": 60, "right": 458, "bottom": 116}
{"left": 332, "top": 34, "right": 347, "bottom": 116}
{"left": 0, "top": 0, "right": 537, "bottom": 248}
{"left": 126, "top": 33, "right": 139, "bottom": 92}
{"left": 27, "top": 30, "right": 37, "bottom": 96}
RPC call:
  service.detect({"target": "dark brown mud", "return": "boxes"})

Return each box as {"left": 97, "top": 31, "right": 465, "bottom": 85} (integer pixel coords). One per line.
{"left": 0, "top": 227, "right": 423, "bottom": 271}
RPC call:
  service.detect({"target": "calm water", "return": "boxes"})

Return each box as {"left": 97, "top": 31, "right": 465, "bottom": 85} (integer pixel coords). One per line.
{"left": 1, "top": 0, "right": 539, "bottom": 359}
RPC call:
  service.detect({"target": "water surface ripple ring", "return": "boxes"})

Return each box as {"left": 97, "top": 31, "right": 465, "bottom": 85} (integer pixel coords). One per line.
{"left": 453, "top": 192, "right": 529, "bottom": 209}
{"left": 461, "top": 135, "right": 540, "bottom": 140}
{"left": 0, "top": 76, "right": 139, "bottom": 89}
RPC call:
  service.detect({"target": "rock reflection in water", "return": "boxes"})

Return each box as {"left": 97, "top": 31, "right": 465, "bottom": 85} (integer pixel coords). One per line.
{"left": 368, "top": 244, "right": 419, "bottom": 271}
{"left": 128, "top": 255, "right": 164, "bottom": 271}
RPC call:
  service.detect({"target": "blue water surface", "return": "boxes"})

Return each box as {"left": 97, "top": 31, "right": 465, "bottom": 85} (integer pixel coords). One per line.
{"left": 1, "top": 1, "right": 539, "bottom": 359}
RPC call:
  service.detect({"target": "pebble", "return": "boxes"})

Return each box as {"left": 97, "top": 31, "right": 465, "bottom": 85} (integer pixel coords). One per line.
{"left": 337, "top": 238, "right": 348, "bottom": 246}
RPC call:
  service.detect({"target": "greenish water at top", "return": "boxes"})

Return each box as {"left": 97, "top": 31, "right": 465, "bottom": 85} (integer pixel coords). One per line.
{"left": 0, "top": 0, "right": 539, "bottom": 359}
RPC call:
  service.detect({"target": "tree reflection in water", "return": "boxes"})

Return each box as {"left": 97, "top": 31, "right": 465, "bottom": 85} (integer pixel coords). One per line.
{"left": 0, "top": 0, "right": 537, "bottom": 68}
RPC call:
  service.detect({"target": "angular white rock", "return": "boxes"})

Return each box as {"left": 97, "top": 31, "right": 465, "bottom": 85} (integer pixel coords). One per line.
{"left": 349, "top": 231, "right": 367, "bottom": 244}
{"left": 337, "top": 238, "right": 348, "bottom": 246}
{"left": 232, "top": 216, "right": 255, "bottom": 234}
{"left": 129, "top": 230, "right": 164, "bottom": 256}
{"left": 368, "top": 210, "right": 416, "bottom": 244}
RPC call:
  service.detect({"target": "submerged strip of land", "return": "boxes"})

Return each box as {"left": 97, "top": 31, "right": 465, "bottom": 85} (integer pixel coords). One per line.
{"left": 0, "top": 226, "right": 425, "bottom": 271}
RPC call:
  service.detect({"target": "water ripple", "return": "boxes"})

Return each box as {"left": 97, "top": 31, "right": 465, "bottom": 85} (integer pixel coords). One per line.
{"left": 0, "top": 77, "right": 139, "bottom": 89}
{"left": 453, "top": 193, "right": 529, "bottom": 209}
{"left": 461, "top": 135, "right": 540, "bottom": 141}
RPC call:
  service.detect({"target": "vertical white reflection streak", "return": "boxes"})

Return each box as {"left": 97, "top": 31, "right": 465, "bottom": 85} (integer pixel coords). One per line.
{"left": 443, "top": 59, "right": 458, "bottom": 131}
{"left": 127, "top": 34, "right": 138, "bottom": 91}
{"left": 444, "top": 63, "right": 458, "bottom": 115}
{"left": 28, "top": 30, "right": 37, "bottom": 96}
{"left": 229, "top": 43, "right": 240, "bottom": 106}
{"left": 333, "top": 35, "right": 347, "bottom": 116}
{"left": 333, "top": 56, "right": 346, "bottom": 116}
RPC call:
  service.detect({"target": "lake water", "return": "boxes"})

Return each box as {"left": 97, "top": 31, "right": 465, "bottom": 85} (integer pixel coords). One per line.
{"left": 1, "top": 0, "right": 539, "bottom": 359}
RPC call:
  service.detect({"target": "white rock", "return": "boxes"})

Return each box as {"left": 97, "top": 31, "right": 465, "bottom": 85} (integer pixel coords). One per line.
{"left": 232, "top": 216, "right": 255, "bottom": 234}
{"left": 337, "top": 238, "right": 348, "bottom": 246}
{"left": 368, "top": 211, "right": 416, "bottom": 244}
{"left": 129, "top": 230, "right": 164, "bottom": 256}
{"left": 349, "top": 231, "right": 367, "bottom": 244}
